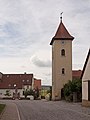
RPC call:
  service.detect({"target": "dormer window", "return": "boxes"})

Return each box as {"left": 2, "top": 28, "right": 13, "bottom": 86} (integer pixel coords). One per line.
{"left": 14, "top": 84, "right": 16, "bottom": 87}
{"left": 27, "top": 80, "right": 29, "bottom": 82}
{"left": 7, "top": 75, "right": 9, "bottom": 77}
{"left": 61, "top": 49, "right": 65, "bottom": 56}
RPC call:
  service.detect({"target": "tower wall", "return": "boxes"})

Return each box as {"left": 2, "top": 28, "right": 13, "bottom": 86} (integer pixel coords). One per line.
{"left": 52, "top": 40, "right": 72, "bottom": 100}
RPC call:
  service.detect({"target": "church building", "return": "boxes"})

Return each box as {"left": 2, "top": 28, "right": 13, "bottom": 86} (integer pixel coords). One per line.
{"left": 50, "top": 17, "right": 74, "bottom": 100}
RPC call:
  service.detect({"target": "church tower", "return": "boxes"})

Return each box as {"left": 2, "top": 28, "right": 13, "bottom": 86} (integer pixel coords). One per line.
{"left": 50, "top": 17, "right": 74, "bottom": 100}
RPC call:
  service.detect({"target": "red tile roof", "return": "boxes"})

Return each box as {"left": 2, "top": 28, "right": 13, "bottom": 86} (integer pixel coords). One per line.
{"left": 0, "top": 73, "right": 33, "bottom": 89}
{"left": 50, "top": 20, "right": 74, "bottom": 45}
{"left": 72, "top": 70, "right": 82, "bottom": 79}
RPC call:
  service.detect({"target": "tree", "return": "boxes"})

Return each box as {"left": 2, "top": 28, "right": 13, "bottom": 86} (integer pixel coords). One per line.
{"left": 33, "top": 87, "right": 39, "bottom": 99}
{"left": 63, "top": 79, "right": 82, "bottom": 102}
{"left": 24, "top": 89, "right": 28, "bottom": 99}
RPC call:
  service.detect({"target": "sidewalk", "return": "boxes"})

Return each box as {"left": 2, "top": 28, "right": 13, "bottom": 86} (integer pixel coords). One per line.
{"left": 0, "top": 102, "right": 20, "bottom": 120}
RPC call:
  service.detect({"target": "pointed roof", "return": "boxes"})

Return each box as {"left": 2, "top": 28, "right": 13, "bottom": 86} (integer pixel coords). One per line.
{"left": 81, "top": 49, "right": 90, "bottom": 79}
{"left": 50, "top": 20, "right": 74, "bottom": 45}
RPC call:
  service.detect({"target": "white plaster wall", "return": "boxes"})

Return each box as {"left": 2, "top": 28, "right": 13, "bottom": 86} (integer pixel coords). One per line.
{"left": 82, "top": 57, "right": 90, "bottom": 81}
{"left": 82, "top": 82, "right": 88, "bottom": 100}
{"left": 0, "top": 89, "right": 23, "bottom": 97}
{"left": 23, "top": 85, "right": 32, "bottom": 90}
{"left": 82, "top": 56, "right": 90, "bottom": 100}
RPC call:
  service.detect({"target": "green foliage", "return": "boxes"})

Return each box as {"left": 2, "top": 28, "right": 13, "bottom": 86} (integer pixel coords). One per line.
{"left": 5, "top": 90, "right": 11, "bottom": 96}
{"left": 23, "top": 87, "right": 40, "bottom": 99}
{"left": 63, "top": 79, "right": 82, "bottom": 101}
{"left": 33, "top": 87, "right": 40, "bottom": 99}
{"left": 63, "top": 83, "right": 71, "bottom": 96}
{"left": 0, "top": 104, "right": 6, "bottom": 114}
{"left": 23, "top": 89, "right": 28, "bottom": 98}
{"left": 23, "top": 89, "right": 34, "bottom": 98}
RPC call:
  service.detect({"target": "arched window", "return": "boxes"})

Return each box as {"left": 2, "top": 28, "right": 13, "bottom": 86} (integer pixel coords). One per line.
{"left": 61, "top": 49, "right": 65, "bottom": 56}
{"left": 62, "top": 68, "right": 65, "bottom": 74}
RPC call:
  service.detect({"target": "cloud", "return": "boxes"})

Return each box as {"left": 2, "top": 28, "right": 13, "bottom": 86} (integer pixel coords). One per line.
{"left": 31, "top": 56, "right": 51, "bottom": 68}
{"left": 0, "top": 0, "right": 90, "bottom": 85}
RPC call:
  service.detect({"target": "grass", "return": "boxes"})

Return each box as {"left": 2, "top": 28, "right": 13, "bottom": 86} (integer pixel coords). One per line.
{"left": 0, "top": 104, "right": 6, "bottom": 114}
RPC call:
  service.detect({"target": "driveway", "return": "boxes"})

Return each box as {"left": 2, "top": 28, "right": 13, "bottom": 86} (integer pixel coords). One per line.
{"left": 0, "top": 100, "right": 90, "bottom": 120}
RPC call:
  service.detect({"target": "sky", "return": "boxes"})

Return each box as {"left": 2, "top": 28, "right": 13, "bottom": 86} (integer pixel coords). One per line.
{"left": 0, "top": 0, "right": 90, "bottom": 85}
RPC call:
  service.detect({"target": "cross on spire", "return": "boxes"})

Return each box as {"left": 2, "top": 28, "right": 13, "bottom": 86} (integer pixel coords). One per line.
{"left": 60, "top": 12, "right": 63, "bottom": 21}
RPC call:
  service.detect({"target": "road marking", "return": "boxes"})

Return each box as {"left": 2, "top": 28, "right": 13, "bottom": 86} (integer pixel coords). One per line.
{"left": 15, "top": 103, "right": 21, "bottom": 120}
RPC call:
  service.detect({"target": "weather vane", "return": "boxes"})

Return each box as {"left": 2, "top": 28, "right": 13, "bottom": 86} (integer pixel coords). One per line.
{"left": 60, "top": 12, "right": 63, "bottom": 21}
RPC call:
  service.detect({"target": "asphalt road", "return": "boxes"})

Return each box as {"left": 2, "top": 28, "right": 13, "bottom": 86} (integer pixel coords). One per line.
{"left": 15, "top": 100, "right": 90, "bottom": 120}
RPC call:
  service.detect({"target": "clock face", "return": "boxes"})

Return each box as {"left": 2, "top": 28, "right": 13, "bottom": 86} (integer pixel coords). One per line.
{"left": 61, "top": 40, "right": 65, "bottom": 44}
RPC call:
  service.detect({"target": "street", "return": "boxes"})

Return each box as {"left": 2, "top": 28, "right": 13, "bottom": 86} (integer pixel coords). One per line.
{"left": 0, "top": 100, "right": 90, "bottom": 120}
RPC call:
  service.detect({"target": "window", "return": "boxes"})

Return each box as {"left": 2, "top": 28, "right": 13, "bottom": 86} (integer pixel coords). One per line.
{"left": 8, "top": 84, "right": 11, "bottom": 87}
{"left": 61, "top": 49, "right": 65, "bottom": 56}
{"left": 14, "top": 84, "right": 16, "bottom": 87}
{"left": 22, "top": 80, "right": 25, "bottom": 82}
{"left": 62, "top": 68, "right": 65, "bottom": 75}
{"left": 7, "top": 75, "right": 9, "bottom": 77}
{"left": 27, "top": 80, "right": 29, "bottom": 82}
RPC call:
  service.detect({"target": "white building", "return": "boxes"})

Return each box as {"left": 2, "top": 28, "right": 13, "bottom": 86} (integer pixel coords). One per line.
{"left": 81, "top": 49, "right": 90, "bottom": 106}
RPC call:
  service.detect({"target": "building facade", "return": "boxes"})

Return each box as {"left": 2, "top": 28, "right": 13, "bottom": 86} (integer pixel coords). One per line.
{"left": 50, "top": 18, "right": 74, "bottom": 100}
{"left": 0, "top": 72, "right": 34, "bottom": 99}
{"left": 81, "top": 49, "right": 90, "bottom": 106}
{"left": 34, "top": 78, "right": 41, "bottom": 90}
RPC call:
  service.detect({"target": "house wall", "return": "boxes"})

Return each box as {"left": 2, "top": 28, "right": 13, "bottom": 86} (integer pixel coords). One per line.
{"left": 82, "top": 55, "right": 90, "bottom": 106}
{"left": 82, "top": 56, "right": 90, "bottom": 100}
{"left": 34, "top": 79, "right": 41, "bottom": 90}
{"left": 0, "top": 89, "right": 24, "bottom": 97}
{"left": 82, "top": 82, "right": 88, "bottom": 100}
{"left": 23, "top": 85, "right": 32, "bottom": 90}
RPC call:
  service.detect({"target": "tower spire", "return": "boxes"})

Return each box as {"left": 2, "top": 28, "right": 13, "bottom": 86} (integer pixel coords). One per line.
{"left": 60, "top": 12, "right": 63, "bottom": 21}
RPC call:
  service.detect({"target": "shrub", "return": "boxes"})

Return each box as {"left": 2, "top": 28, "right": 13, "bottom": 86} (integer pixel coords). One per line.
{"left": 5, "top": 90, "right": 11, "bottom": 96}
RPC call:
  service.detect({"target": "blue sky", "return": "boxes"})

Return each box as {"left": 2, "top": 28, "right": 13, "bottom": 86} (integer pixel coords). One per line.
{"left": 0, "top": 0, "right": 90, "bottom": 85}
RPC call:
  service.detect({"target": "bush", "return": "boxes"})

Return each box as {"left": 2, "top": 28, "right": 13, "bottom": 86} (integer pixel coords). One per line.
{"left": 5, "top": 90, "right": 11, "bottom": 96}
{"left": 23, "top": 89, "right": 34, "bottom": 98}
{"left": 23, "top": 87, "right": 40, "bottom": 100}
